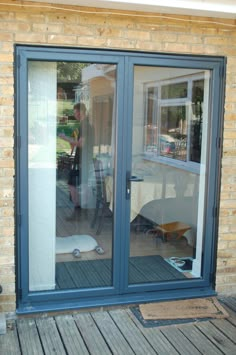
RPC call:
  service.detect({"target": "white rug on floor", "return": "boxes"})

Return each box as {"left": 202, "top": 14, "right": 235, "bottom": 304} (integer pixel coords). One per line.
{"left": 56, "top": 235, "right": 98, "bottom": 254}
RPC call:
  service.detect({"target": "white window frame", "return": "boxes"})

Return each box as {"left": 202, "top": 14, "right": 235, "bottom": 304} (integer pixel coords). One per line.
{"left": 144, "top": 72, "right": 207, "bottom": 174}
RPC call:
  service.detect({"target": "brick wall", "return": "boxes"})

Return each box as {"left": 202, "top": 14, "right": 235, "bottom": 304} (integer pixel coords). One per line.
{"left": 0, "top": 0, "right": 235, "bottom": 312}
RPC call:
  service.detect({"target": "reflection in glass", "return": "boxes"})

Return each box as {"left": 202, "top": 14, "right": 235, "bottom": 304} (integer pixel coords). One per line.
{"left": 28, "top": 61, "right": 116, "bottom": 291}
{"left": 130, "top": 66, "right": 210, "bottom": 285}
{"left": 161, "top": 81, "right": 187, "bottom": 99}
{"left": 160, "top": 105, "right": 187, "bottom": 161}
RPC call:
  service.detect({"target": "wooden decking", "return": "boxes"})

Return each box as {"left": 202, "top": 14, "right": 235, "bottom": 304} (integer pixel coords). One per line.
{"left": 1, "top": 297, "right": 236, "bottom": 355}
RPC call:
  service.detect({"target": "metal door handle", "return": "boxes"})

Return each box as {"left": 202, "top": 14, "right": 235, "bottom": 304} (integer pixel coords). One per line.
{"left": 126, "top": 172, "right": 143, "bottom": 199}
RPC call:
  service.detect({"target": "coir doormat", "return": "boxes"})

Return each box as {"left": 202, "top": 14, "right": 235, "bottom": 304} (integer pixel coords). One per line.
{"left": 140, "top": 297, "right": 228, "bottom": 320}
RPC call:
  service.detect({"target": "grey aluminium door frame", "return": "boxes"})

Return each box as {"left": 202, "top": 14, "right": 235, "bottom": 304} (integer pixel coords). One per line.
{"left": 15, "top": 45, "right": 226, "bottom": 314}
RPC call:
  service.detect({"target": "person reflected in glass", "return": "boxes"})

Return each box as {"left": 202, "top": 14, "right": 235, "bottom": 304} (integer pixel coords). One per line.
{"left": 58, "top": 102, "right": 94, "bottom": 220}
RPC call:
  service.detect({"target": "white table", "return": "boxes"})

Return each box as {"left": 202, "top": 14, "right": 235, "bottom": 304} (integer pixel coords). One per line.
{"left": 105, "top": 176, "right": 164, "bottom": 222}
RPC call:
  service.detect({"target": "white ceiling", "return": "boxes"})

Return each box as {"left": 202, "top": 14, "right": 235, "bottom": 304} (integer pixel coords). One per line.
{"left": 27, "top": 0, "right": 236, "bottom": 19}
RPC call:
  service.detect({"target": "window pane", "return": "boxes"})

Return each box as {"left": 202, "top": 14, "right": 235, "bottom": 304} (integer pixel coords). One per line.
{"left": 161, "top": 81, "right": 187, "bottom": 99}
{"left": 144, "top": 87, "right": 158, "bottom": 154}
{"left": 190, "top": 79, "right": 205, "bottom": 163}
{"left": 130, "top": 66, "right": 210, "bottom": 285}
{"left": 28, "top": 61, "right": 116, "bottom": 291}
{"left": 160, "top": 105, "right": 187, "bottom": 161}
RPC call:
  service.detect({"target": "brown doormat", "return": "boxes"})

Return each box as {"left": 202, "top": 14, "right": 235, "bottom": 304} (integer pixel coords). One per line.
{"left": 139, "top": 297, "right": 229, "bottom": 320}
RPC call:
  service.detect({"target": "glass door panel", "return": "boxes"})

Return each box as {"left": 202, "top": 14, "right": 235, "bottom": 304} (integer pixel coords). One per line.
{"left": 129, "top": 66, "right": 210, "bottom": 285}
{"left": 28, "top": 61, "right": 116, "bottom": 291}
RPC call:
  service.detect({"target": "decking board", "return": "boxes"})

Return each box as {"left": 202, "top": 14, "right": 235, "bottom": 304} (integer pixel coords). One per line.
{"left": 160, "top": 326, "right": 202, "bottom": 355}
{"left": 178, "top": 323, "right": 223, "bottom": 355}
{"left": 17, "top": 319, "right": 44, "bottom": 355}
{"left": 196, "top": 321, "right": 236, "bottom": 354}
{"left": 55, "top": 315, "right": 90, "bottom": 355}
{"left": 0, "top": 324, "right": 21, "bottom": 355}
{"left": 3, "top": 298, "right": 236, "bottom": 355}
{"left": 91, "top": 311, "right": 135, "bottom": 355}
{"left": 109, "top": 309, "right": 157, "bottom": 355}
{"left": 36, "top": 317, "right": 66, "bottom": 355}
{"left": 74, "top": 312, "right": 112, "bottom": 355}
{"left": 127, "top": 309, "right": 180, "bottom": 355}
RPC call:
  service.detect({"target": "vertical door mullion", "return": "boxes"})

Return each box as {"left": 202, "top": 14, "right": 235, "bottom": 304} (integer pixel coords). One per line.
{"left": 16, "top": 49, "right": 30, "bottom": 303}
{"left": 118, "top": 57, "right": 134, "bottom": 292}
{"left": 112, "top": 56, "right": 126, "bottom": 292}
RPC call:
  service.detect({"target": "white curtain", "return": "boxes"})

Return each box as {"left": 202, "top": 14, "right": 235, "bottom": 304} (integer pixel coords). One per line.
{"left": 28, "top": 61, "right": 57, "bottom": 291}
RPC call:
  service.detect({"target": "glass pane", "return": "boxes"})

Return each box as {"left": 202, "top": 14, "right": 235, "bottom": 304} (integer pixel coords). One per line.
{"left": 190, "top": 79, "right": 205, "bottom": 163}
{"left": 129, "top": 66, "right": 210, "bottom": 285}
{"left": 160, "top": 105, "right": 187, "bottom": 161}
{"left": 144, "top": 87, "right": 158, "bottom": 154}
{"left": 28, "top": 61, "right": 116, "bottom": 291}
{"left": 161, "top": 81, "right": 187, "bottom": 99}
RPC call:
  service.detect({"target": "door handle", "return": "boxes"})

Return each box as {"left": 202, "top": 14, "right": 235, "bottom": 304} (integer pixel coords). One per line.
{"left": 126, "top": 172, "right": 143, "bottom": 199}
{"left": 129, "top": 176, "right": 144, "bottom": 182}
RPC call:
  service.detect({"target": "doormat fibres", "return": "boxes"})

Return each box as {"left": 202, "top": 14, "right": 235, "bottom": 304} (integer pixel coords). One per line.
{"left": 139, "top": 297, "right": 228, "bottom": 321}
{"left": 131, "top": 306, "right": 214, "bottom": 328}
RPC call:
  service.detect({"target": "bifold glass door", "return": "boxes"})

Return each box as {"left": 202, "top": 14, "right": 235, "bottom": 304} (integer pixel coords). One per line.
{"left": 17, "top": 47, "right": 224, "bottom": 308}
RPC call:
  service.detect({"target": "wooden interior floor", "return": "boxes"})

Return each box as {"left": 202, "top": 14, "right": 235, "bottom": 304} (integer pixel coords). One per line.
{"left": 56, "top": 178, "right": 194, "bottom": 263}
{"left": 56, "top": 206, "right": 194, "bottom": 263}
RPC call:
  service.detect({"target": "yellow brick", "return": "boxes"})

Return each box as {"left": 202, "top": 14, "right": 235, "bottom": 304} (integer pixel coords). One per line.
{"left": 64, "top": 24, "right": 94, "bottom": 36}
{"left": 0, "top": 85, "right": 13, "bottom": 96}
{"left": 47, "top": 13, "right": 78, "bottom": 24}
{"left": 48, "top": 34, "right": 77, "bottom": 44}
{"left": 222, "top": 139, "right": 235, "bottom": 148}
{"left": 1, "top": 42, "right": 14, "bottom": 52}
{"left": 0, "top": 77, "right": 14, "bottom": 85}
{"left": 106, "top": 38, "right": 135, "bottom": 49}
{"left": 125, "top": 30, "right": 150, "bottom": 41}
{"left": 0, "top": 33, "right": 13, "bottom": 41}
{"left": 15, "top": 33, "right": 46, "bottom": 43}
{"left": 162, "top": 42, "right": 191, "bottom": 53}
{"left": 15, "top": 12, "right": 45, "bottom": 23}
{"left": 152, "top": 33, "right": 177, "bottom": 42}
{"left": 106, "top": 15, "right": 136, "bottom": 28}
{"left": 219, "top": 209, "right": 231, "bottom": 217}
{"left": 32, "top": 23, "right": 63, "bottom": 33}
{"left": 136, "top": 41, "right": 162, "bottom": 51}
{"left": 0, "top": 295, "right": 16, "bottom": 303}
{"left": 222, "top": 258, "right": 236, "bottom": 267}
{"left": 0, "top": 160, "right": 14, "bottom": 168}
{"left": 78, "top": 14, "right": 107, "bottom": 26}
{"left": 0, "top": 64, "right": 13, "bottom": 74}
{"left": 204, "top": 36, "right": 228, "bottom": 45}
{"left": 2, "top": 149, "right": 14, "bottom": 159}
{"left": 0, "top": 189, "right": 14, "bottom": 198}
{"left": 77, "top": 36, "right": 107, "bottom": 47}
{"left": 221, "top": 184, "right": 236, "bottom": 192}
{"left": 178, "top": 34, "right": 202, "bottom": 44}
{"left": 0, "top": 255, "right": 14, "bottom": 264}
{"left": 217, "top": 241, "right": 228, "bottom": 249}
{"left": 223, "top": 149, "right": 236, "bottom": 157}
{"left": 0, "top": 11, "right": 14, "bottom": 21}
{"left": 0, "top": 22, "right": 30, "bottom": 32}
{"left": 0, "top": 53, "right": 13, "bottom": 62}
{"left": 224, "top": 121, "right": 235, "bottom": 129}
{"left": 0, "top": 127, "right": 13, "bottom": 137}
{"left": 219, "top": 192, "right": 231, "bottom": 200}
{"left": 0, "top": 228, "right": 14, "bottom": 237}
